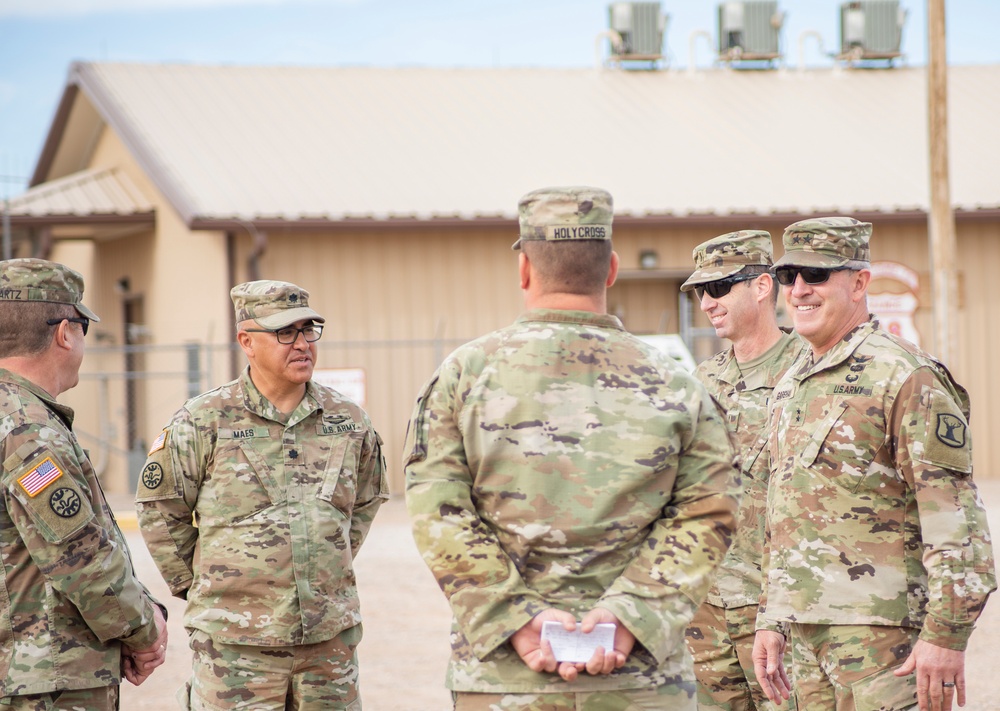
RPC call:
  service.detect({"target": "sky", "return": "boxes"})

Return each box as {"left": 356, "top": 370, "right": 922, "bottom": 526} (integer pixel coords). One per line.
{"left": 1, "top": 0, "right": 998, "bottom": 198}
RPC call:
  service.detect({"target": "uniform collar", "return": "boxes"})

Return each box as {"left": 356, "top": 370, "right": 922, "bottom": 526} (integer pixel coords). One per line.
{"left": 0, "top": 368, "right": 75, "bottom": 428}
{"left": 517, "top": 308, "right": 625, "bottom": 331}
{"left": 238, "top": 367, "right": 320, "bottom": 425}
{"left": 796, "top": 316, "right": 878, "bottom": 379}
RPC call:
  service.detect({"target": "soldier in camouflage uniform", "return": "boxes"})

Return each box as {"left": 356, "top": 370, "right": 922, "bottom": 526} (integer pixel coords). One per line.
{"left": 680, "top": 232, "right": 806, "bottom": 711}
{"left": 136, "top": 280, "right": 388, "bottom": 710}
{"left": 752, "top": 218, "right": 996, "bottom": 711}
{"left": 404, "top": 186, "right": 741, "bottom": 711}
{"left": 0, "top": 258, "right": 168, "bottom": 711}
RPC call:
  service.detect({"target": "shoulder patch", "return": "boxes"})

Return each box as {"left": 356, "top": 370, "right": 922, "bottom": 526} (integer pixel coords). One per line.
{"left": 49, "top": 487, "right": 83, "bottom": 518}
{"left": 148, "top": 429, "right": 168, "bottom": 455}
{"left": 920, "top": 390, "right": 972, "bottom": 474}
{"left": 936, "top": 413, "right": 966, "bottom": 449}
{"left": 13, "top": 452, "right": 94, "bottom": 543}
{"left": 17, "top": 457, "right": 63, "bottom": 497}
{"left": 141, "top": 461, "right": 165, "bottom": 490}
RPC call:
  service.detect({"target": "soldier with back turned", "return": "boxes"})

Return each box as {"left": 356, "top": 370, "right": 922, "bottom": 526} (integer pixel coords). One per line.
{"left": 404, "top": 186, "right": 741, "bottom": 711}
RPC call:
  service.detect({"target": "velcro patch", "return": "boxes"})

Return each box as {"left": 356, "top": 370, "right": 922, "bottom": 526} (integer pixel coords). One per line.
{"left": 935, "top": 413, "right": 966, "bottom": 448}
{"left": 219, "top": 427, "right": 270, "bottom": 440}
{"left": 49, "top": 487, "right": 82, "bottom": 518}
{"left": 319, "top": 421, "right": 363, "bottom": 435}
{"left": 141, "top": 462, "right": 165, "bottom": 490}
{"left": 148, "top": 429, "right": 168, "bottom": 456}
{"left": 17, "top": 457, "right": 63, "bottom": 497}
{"left": 921, "top": 390, "right": 972, "bottom": 474}
{"left": 15, "top": 452, "right": 94, "bottom": 543}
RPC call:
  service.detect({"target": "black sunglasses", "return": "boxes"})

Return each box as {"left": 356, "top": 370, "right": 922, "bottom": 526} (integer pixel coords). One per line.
{"left": 47, "top": 317, "right": 90, "bottom": 336}
{"left": 773, "top": 266, "right": 852, "bottom": 286}
{"left": 694, "top": 273, "right": 760, "bottom": 300}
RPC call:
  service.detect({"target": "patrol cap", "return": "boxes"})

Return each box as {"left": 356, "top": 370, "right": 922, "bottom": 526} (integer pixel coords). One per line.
{"left": 680, "top": 230, "right": 773, "bottom": 292}
{"left": 231, "top": 280, "right": 325, "bottom": 330}
{"left": 512, "top": 186, "right": 613, "bottom": 250}
{"left": 0, "top": 258, "right": 100, "bottom": 321}
{"left": 774, "top": 216, "right": 872, "bottom": 269}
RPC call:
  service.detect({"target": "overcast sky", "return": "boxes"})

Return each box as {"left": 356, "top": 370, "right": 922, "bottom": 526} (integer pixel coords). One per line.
{"left": 2, "top": 0, "right": 998, "bottom": 197}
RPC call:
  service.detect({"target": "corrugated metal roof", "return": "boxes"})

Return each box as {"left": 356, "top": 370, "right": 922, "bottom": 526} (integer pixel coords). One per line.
{"left": 10, "top": 166, "right": 153, "bottom": 218}
{"left": 32, "top": 61, "right": 1000, "bottom": 224}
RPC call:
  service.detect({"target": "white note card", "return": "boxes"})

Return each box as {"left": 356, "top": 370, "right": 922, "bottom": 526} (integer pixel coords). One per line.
{"left": 540, "top": 621, "right": 616, "bottom": 663}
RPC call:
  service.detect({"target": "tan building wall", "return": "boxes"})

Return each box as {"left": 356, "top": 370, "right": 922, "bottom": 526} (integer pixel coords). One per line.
{"left": 53, "top": 125, "right": 234, "bottom": 493}
{"left": 42, "top": 127, "right": 999, "bottom": 491}
{"left": 229, "top": 218, "right": 998, "bottom": 491}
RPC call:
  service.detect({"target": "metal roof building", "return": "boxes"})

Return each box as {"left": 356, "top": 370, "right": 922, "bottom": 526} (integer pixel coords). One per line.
{"left": 6, "top": 60, "right": 1000, "bottom": 491}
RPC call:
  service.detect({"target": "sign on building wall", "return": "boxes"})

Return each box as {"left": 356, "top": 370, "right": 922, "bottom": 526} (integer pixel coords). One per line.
{"left": 313, "top": 368, "right": 367, "bottom": 407}
{"left": 869, "top": 261, "right": 921, "bottom": 348}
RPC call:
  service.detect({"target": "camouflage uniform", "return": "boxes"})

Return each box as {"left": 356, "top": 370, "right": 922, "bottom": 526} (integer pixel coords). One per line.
{"left": 681, "top": 233, "right": 805, "bottom": 711}
{"left": 136, "top": 281, "right": 388, "bottom": 710}
{"left": 404, "top": 187, "right": 740, "bottom": 708}
{"left": 0, "top": 259, "right": 164, "bottom": 709}
{"left": 760, "top": 218, "right": 997, "bottom": 709}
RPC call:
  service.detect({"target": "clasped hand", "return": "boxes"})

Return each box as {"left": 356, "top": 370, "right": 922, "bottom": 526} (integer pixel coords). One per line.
{"left": 510, "top": 608, "right": 635, "bottom": 682}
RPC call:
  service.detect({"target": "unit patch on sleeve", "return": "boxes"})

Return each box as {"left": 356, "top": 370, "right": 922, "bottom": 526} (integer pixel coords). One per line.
{"left": 920, "top": 390, "right": 972, "bottom": 474}
{"left": 49, "top": 487, "right": 82, "bottom": 518}
{"left": 142, "top": 462, "right": 164, "bottom": 490}
{"left": 17, "top": 457, "right": 63, "bottom": 497}
{"left": 936, "top": 413, "right": 966, "bottom": 449}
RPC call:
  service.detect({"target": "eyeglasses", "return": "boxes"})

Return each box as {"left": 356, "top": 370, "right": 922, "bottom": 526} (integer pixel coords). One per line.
{"left": 244, "top": 324, "right": 323, "bottom": 344}
{"left": 694, "top": 273, "right": 760, "bottom": 300}
{"left": 47, "top": 317, "right": 90, "bottom": 336}
{"left": 773, "top": 266, "right": 852, "bottom": 286}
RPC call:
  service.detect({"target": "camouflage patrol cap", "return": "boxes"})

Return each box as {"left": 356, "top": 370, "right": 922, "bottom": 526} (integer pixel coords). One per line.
{"left": 774, "top": 216, "right": 872, "bottom": 268}
{"left": 680, "top": 230, "right": 773, "bottom": 292}
{"left": 0, "top": 258, "right": 100, "bottom": 321}
{"left": 231, "top": 280, "right": 325, "bottom": 330}
{"left": 512, "top": 186, "right": 613, "bottom": 250}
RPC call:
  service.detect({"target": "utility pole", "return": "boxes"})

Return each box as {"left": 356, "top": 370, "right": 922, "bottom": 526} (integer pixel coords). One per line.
{"left": 2, "top": 200, "right": 10, "bottom": 261}
{"left": 927, "top": 0, "right": 957, "bottom": 366}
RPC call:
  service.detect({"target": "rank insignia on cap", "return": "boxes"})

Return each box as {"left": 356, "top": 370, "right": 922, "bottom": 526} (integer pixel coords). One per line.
{"left": 148, "top": 429, "right": 168, "bottom": 456}
{"left": 18, "top": 457, "right": 63, "bottom": 498}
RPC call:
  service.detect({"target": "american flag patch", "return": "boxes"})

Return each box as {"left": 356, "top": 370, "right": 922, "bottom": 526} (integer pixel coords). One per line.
{"left": 148, "top": 429, "right": 168, "bottom": 455}
{"left": 18, "top": 458, "right": 63, "bottom": 498}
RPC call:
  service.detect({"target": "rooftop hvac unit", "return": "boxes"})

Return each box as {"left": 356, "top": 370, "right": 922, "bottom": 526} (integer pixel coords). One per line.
{"left": 608, "top": 2, "right": 666, "bottom": 59}
{"left": 718, "top": 1, "right": 784, "bottom": 62}
{"left": 840, "top": 1, "right": 907, "bottom": 60}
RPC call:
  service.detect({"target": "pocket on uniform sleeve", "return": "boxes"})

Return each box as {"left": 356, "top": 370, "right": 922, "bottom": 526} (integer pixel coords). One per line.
{"left": 403, "top": 375, "right": 439, "bottom": 467}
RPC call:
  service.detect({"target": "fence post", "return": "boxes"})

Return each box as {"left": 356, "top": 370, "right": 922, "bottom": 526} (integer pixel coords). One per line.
{"left": 186, "top": 342, "right": 202, "bottom": 398}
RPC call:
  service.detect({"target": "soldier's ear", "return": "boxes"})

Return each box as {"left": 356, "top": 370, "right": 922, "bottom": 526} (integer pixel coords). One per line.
{"left": 236, "top": 329, "right": 255, "bottom": 358}
{"left": 756, "top": 272, "right": 774, "bottom": 302}
{"left": 518, "top": 252, "right": 531, "bottom": 290}
{"left": 606, "top": 251, "right": 619, "bottom": 288}
{"left": 852, "top": 269, "right": 872, "bottom": 302}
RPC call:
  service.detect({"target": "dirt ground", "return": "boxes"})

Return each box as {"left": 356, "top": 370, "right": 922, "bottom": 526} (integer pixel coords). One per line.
{"left": 117, "top": 480, "right": 1000, "bottom": 710}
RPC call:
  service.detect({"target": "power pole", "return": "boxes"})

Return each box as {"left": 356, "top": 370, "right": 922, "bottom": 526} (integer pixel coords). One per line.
{"left": 927, "top": 0, "right": 957, "bottom": 366}
{"left": 2, "top": 199, "right": 10, "bottom": 261}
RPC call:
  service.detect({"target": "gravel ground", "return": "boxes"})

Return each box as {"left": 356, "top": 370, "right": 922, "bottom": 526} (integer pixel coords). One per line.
{"left": 117, "top": 479, "right": 1000, "bottom": 710}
